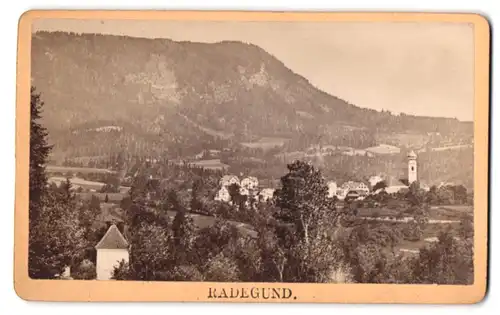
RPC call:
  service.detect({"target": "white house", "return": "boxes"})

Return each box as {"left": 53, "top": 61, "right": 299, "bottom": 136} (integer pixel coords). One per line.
{"left": 240, "top": 177, "right": 260, "bottom": 202}
{"left": 241, "top": 176, "right": 259, "bottom": 191}
{"left": 220, "top": 175, "right": 240, "bottom": 187}
{"left": 385, "top": 185, "right": 408, "bottom": 194}
{"left": 215, "top": 175, "right": 241, "bottom": 203}
{"left": 258, "top": 188, "right": 275, "bottom": 202}
{"left": 336, "top": 188, "right": 349, "bottom": 200}
{"left": 95, "top": 224, "right": 129, "bottom": 280}
{"left": 214, "top": 186, "right": 232, "bottom": 203}
{"left": 239, "top": 187, "right": 250, "bottom": 196}
{"left": 341, "top": 149, "right": 373, "bottom": 157}
{"left": 327, "top": 181, "right": 337, "bottom": 198}
{"left": 340, "top": 181, "right": 370, "bottom": 196}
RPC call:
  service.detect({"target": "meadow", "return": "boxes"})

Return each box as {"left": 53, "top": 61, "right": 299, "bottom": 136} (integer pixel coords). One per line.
{"left": 46, "top": 165, "right": 117, "bottom": 174}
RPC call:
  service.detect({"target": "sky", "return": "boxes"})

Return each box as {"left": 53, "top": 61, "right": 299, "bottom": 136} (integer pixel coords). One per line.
{"left": 33, "top": 19, "right": 474, "bottom": 121}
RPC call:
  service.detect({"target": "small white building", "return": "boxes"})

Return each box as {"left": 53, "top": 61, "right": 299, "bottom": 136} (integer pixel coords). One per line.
{"left": 95, "top": 224, "right": 129, "bottom": 280}
{"left": 340, "top": 181, "right": 370, "bottom": 196}
{"left": 341, "top": 149, "right": 373, "bottom": 157}
{"left": 215, "top": 175, "right": 241, "bottom": 203}
{"left": 215, "top": 186, "right": 232, "bottom": 203}
{"left": 327, "top": 181, "right": 337, "bottom": 198}
{"left": 241, "top": 176, "right": 259, "bottom": 191}
{"left": 385, "top": 185, "right": 408, "bottom": 194}
{"left": 258, "top": 188, "right": 275, "bottom": 202}
{"left": 421, "top": 183, "right": 431, "bottom": 192}
{"left": 336, "top": 188, "right": 349, "bottom": 200}
{"left": 239, "top": 187, "right": 250, "bottom": 196}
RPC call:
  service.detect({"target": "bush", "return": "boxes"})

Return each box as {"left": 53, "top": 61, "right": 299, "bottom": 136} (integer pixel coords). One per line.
{"left": 402, "top": 221, "right": 422, "bottom": 241}
{"left": 411, "top": 231, "right": 473, "bottom": 284}
{"left": 71, "top": 259, "right": 97, "bottom": 280}
{"left": 203, "top": 253, "right": 240, "bottom": 282}
{"left": 170, "top": 265, "right": 204, "bottom": 281}
{"left": 111, "top": 260, "right": 131, "bottom": 280}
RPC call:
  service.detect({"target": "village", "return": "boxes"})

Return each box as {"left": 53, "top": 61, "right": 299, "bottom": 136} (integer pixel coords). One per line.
{"left": 214, "top": 150, "right": 425, "bottom": 205}
{"left": 45, "top": 149, "right": 473, "bottom": 281}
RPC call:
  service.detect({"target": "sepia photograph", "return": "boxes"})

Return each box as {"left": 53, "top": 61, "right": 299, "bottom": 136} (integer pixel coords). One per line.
{"left": 15, "top": 11, "right": 490, "bottom": 303}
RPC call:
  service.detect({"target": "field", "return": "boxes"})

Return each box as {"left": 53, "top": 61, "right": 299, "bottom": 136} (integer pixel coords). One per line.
{"left": 46, "top": 165, "right": 117, "bottom": 174}
{"left": 49, "top": 176, "right": 106, "bottom": 190}
{"left": 430, "top": 144, "right": 473, "bottom": 152}
{"left": 50, "top": 176, "right": 131, "bottom": 193}
{"left": 241, "top": 137, "right": 289, "bottom": 150}
{"left": 364, "top": 144, "right": 401, "bottom": 155}
{"left": 375, "top": 132, "right": 429, "bottom": 148}
{"left": 186, "top": 159, "right": 229, "bottom": 170}
{"left": 61, "top": 155, "right": 109, "bottom": 165}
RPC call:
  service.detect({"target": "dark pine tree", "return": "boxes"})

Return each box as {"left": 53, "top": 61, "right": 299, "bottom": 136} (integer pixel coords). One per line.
{"left": 171, "top": 206, "right": 196, "bottom": 265}
{"left": 29, "top": 87, "right": 52, "bottom": 225}
{"left": 29, "top": 87, "right": 52, "bottom": 278}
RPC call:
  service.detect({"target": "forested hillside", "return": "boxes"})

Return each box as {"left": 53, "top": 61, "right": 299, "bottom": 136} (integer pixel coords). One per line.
{"left": 31, "top": 31, "right": 474, "bottom": 188}
{"left": 32, "top": 31, "right": 472, "bottom": 159}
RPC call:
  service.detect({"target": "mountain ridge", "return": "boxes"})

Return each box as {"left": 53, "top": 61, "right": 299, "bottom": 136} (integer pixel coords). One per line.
{"left": 31, "top": 31, "right": 473, "bottom": 161}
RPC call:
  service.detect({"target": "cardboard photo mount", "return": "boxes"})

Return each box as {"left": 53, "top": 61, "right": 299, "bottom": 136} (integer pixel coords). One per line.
{"left": 14, "top": 10, "right": 490, "bottom": 303}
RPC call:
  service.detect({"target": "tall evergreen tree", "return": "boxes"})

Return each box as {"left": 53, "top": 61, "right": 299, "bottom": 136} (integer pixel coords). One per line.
{"left": 190, "top": 178, "right": 202, "bottom": 212}
{"left": 29, "top": 87, "right": 86, "bottom": 279}
{"left": 29, "top": 87, "right": 52, "bottom": 278}
{"left": 171, "top": 205, "right": 196, "bottom": 264}
{"left": 29, "top": 86, "right": 52, "bottom": 225}
{"left": 79, "top": 195, "right": 101, "bottom": 251}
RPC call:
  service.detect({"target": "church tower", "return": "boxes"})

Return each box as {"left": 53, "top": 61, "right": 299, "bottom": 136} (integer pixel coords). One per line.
{"left": 407, "top": 150, "right": 418, "bottom": 184}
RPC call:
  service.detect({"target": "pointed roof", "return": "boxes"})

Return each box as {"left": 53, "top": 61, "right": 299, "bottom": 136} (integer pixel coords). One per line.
{"left": 95, "top": 224, "right": 129, "bottom": 250}
{"left": 407, "top": 150, "right": 417, "bottom": 159}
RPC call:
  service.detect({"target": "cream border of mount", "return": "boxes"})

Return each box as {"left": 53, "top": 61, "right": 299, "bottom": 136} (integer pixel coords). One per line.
{"left": 14, "top": 10, "right": 490, "bottom": 303}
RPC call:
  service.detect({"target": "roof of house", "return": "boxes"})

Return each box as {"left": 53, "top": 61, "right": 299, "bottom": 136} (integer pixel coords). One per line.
{"left": 259, "top": 188, "right": 275, "bottom": 195}
{"left": 407, "top": 150, "right": 417, "bottom": 159}
{"left": 95, "top": 224, "right": 129, "bottom": 250}
{"left": 386, "top": 185, "right": 409, "bottom": 194}
{"left": 241, "top": 176, "right": 259, "bottom": 183}
{"left": 220, "top": 175, "right": 240, "bottom": 185}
